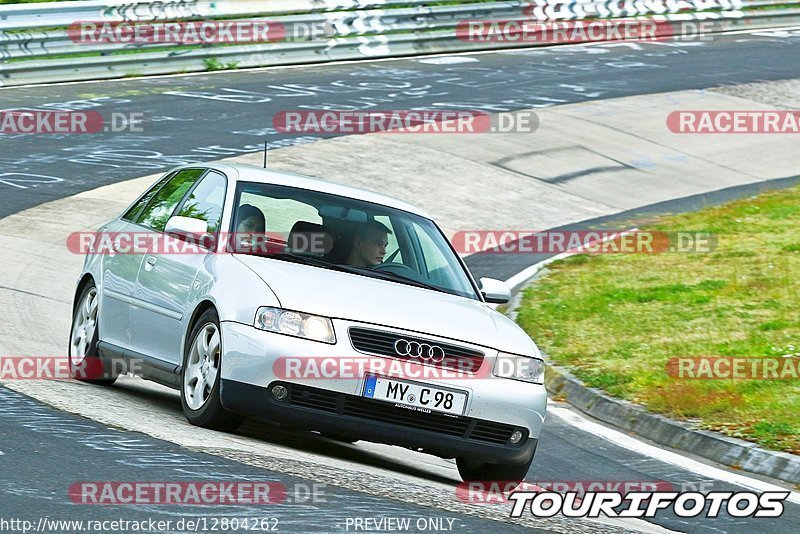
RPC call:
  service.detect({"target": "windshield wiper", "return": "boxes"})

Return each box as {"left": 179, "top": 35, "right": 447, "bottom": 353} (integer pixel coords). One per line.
{"left": 264, "top": 253, "right": 363, "bottom": 274}
{"left": 361, "top": 268, "right": 450, "bottom": 295}
{"left": 262, "top": 253, "right": 451, "bottom": 294}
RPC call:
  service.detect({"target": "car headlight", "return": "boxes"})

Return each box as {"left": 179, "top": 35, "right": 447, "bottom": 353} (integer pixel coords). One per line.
{"left": 493, "top": 351, "right": 545, "bottom": 384}
{"left": 254, "top": 307, "right": 336, "bottom": 344}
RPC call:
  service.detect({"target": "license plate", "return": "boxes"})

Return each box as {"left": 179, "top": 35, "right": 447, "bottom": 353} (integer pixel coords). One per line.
{"left": 362, "top": 374, "right": 468, "bottom": 416}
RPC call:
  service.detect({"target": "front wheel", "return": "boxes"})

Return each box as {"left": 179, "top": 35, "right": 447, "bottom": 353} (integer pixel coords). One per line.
{"left": 180, "top": 309, "right": 244, "bottom": 432}
{"left": 456, "top": 454, "right": 534, "bottom": 483}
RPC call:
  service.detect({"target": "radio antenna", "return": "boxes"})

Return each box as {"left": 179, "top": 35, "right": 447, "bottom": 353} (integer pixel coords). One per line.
{"left": 263, "top": 141, "right": 268, "bottom": 168}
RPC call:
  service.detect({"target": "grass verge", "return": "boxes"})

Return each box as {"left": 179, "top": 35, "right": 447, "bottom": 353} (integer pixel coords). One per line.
{"left": 516, "top": 184, "right": 800, "bottom": 454}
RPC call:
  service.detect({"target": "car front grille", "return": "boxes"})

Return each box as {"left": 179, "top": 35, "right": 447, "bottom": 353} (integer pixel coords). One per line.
{"left": 284, "top": 383, "right": 519, "bottom": 446}
{"left": 348, "top": 327, "right": 484, "bottom": 374}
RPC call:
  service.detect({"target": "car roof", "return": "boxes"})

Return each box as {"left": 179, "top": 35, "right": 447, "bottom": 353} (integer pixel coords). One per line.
{"left": 200, "top": 162, "right": 432, "bottom": 219}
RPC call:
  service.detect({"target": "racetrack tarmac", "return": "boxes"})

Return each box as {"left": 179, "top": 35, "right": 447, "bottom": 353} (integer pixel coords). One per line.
{"left": 2, "top": 28, "right": 800, "bottom": 533}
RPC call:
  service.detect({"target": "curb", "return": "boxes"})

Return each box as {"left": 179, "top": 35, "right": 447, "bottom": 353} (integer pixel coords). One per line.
{"left": 544, "top": 364, "right": 800, "bottom": 486}
{"left": 505, "top": 275, "right": 800, "bottom": 486}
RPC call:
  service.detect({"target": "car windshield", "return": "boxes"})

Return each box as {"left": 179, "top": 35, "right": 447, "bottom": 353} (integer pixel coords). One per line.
{"left": 230, "top": 182, "right": 479, "bottom": 300}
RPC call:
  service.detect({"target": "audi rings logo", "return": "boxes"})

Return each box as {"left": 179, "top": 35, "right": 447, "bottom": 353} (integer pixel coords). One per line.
{"left": 394, "top": 339, "right": 446, "bottom": 363}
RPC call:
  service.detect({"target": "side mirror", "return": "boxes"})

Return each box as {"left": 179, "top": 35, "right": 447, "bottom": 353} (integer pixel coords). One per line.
{"left": 479, "top": 277, "right": 511, "bottom": 304}
{"left": 165, "top": 216, "right": 208, "bottom": 242}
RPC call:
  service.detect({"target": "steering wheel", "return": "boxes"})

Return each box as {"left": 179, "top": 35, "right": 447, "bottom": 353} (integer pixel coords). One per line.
{"left": 373, "top": 262, "right": 418, "bottom": 277}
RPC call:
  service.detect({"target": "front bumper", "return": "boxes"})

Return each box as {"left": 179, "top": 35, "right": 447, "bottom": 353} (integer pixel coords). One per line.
{"left": 221, "top": 379, "right": 538, "bottom": 463}
{"left": 219, "top": 319, "right": 546, "bottom": 461}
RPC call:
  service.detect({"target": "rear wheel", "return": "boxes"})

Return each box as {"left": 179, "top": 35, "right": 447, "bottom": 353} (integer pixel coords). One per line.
{"left": 180, "top": 309, "right": 244, "bottom": 432}
{"left": 68, "top": 282, "right": 116, "bottom": 385}
{"left": 456, "top": 454, "right": 534, "bottom": 483}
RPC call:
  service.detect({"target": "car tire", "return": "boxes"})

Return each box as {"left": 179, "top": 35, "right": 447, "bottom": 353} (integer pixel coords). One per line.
{"left": 456, "top": 454, "right": 534, "bottom": 483}
{"left": 68, "top": 282, "right": 117, "bottom": 386}
{"left": 180, "top": 309, "right": 244, "bottom": 432}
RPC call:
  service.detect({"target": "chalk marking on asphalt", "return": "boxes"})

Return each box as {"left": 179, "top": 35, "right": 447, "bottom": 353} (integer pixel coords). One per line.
{"left": 550, "top": 403, "right": 800, "bottom": 504}
{"left": 3, "top": 26, "right": 798, "bottom": 90}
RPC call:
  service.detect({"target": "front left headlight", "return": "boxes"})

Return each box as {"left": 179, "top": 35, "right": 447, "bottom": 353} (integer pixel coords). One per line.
{"left": 493, "top": 351, "right": 545, "bottom": 384}
{"left": 255, "top": 306, "right": 336, "bottom": 344}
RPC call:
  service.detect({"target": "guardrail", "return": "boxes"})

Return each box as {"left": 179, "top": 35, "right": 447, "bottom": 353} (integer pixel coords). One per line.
{"left": 1, "top": 0, "right": 799, "bottom": 87}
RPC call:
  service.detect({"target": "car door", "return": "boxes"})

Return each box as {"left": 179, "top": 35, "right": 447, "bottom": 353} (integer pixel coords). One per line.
{"left": 119, "top": 168, "right": 204, "bottom": 358}
{"left": 132, "top": 169, "right": 227, "bottom": 365}
{"left": 99, "top": 172, "right": 176, "bottom": 350}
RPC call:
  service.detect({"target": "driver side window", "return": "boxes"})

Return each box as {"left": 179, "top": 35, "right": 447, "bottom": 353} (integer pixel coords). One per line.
{"left": 375, "top": 215, "right": 401, "bottom": 263}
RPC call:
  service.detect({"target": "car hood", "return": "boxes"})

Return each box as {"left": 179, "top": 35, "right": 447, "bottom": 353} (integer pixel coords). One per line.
{"left": 233, "top": 254, "right": 538, "bottom": 355}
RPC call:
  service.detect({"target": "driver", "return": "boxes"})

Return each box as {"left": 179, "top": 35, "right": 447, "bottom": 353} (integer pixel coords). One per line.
{"left": 345, "top": 220, "right": 391, "bottom": 267}
{"left": 233, "top": 204, "right": 266, "bottom": 252}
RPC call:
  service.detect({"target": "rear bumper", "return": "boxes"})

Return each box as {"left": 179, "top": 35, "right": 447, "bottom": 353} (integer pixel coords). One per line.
{"left": 221, "top": 379, "right": 537, "bottom": 464}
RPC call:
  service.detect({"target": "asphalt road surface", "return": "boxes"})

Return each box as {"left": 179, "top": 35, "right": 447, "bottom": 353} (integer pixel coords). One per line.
{"left": 2, "top": 29, "right": 800, "bottom": 533}
{"left": 0, "top": 386, "right": 546, "bottom": 534}
{"left": 2, "top": 30, "right": 800, "bottom": 222}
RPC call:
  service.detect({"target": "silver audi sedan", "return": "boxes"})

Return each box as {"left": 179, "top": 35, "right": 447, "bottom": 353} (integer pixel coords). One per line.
{"left": 69, "top": 162, "right": 547, "bottom": 482}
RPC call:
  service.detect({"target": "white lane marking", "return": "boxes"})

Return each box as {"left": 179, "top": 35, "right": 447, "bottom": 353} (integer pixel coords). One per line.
{"left": 550, "top": 405, "right": 800, "bottom": 505}
{"left": 505, "top": 248, "right": 571, "bottom": 291}
{"left": 3, "top": 25, "right": 798, "bottom": 90}
{"left": 417, "top": 56, "right": 479, "bottom": 65}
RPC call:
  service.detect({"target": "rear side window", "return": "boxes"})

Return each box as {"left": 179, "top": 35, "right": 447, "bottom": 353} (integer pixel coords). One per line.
{"left": 136, "top": 169, "right": 205, "bottom": 232}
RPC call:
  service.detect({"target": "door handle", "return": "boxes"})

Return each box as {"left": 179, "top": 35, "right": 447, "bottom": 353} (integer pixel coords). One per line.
{"left": 146, "top": 256, "right": 157, "bottom": 267}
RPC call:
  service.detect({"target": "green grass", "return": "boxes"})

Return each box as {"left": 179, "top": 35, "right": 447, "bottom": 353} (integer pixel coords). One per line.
{"left": 516, "top": 184, "right": 800, "bottom": 454}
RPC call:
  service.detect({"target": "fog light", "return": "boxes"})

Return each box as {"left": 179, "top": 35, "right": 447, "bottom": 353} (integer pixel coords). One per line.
{"left": 271, "top": 384, "right": 288, "bottom": 401}
{"left": 509, "top": 430, "right": 524, "bottom": 444}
